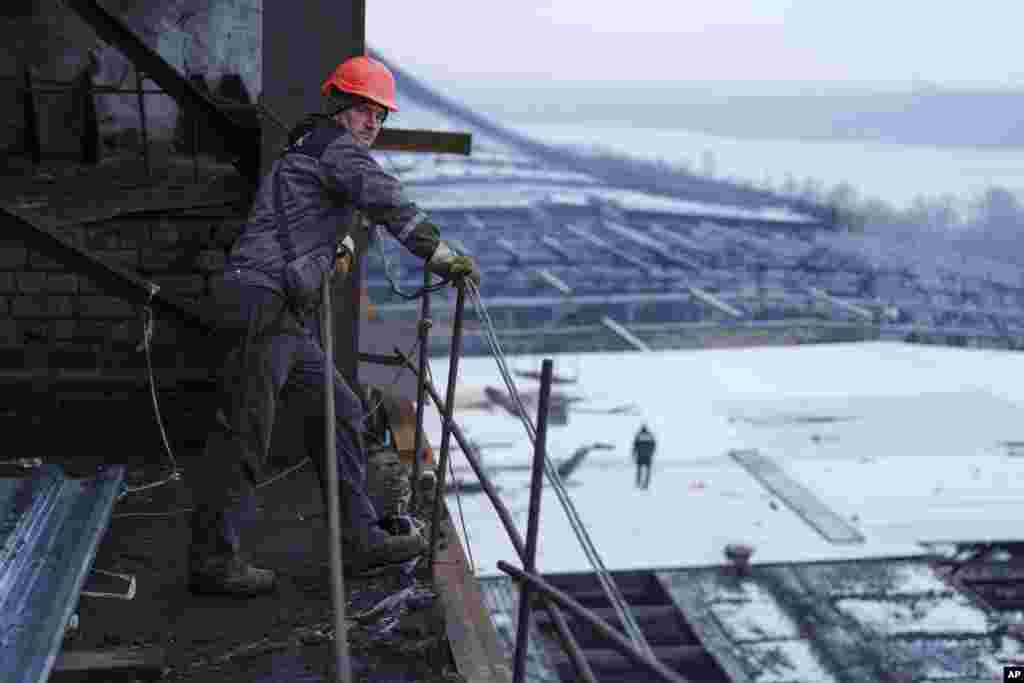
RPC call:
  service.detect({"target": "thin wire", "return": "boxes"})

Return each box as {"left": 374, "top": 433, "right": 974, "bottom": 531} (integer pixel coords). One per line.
{"left": 112, "top": 456, "right": 313, "bottom": 520}
{"left": 374, "top": 225, "right": 452, "bottom": 300}
{"left": 466, "top": 280, "right": 653, "bottom": 657}
{"left": 120, "top": 289, "right": 182, "bottom": 498}
{"left": 448, "top": 447, "right": 475, "bottom": 574}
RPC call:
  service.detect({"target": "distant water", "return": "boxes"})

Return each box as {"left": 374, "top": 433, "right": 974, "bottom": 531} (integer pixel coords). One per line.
{"left": 514, "top": 121, "right": 1024, "bottom": 211}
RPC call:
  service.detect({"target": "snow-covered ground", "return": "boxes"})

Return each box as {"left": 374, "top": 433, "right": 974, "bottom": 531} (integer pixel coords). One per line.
{"left": 424, "top": 341, "right": 1024, "bottom": 576}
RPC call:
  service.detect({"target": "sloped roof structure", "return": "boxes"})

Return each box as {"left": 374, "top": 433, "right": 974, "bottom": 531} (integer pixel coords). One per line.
{"left": 365, "top": 50, "right": 1024, "bottom": 356}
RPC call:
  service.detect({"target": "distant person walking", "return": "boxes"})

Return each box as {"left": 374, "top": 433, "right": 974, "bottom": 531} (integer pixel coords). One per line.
{"left": 633, "top": 424, "right": 656, "bottom": 489}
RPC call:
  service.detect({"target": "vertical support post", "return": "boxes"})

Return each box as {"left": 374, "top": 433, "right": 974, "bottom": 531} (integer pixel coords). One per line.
{"left": 427, "top": 282, "right": 467, "bottom": 575}
{"left": 512, "top": 359, "right": 554, "bottom": 683}
{"left": 351, "top": 1, "right": 365, "bottom": 54}
{"left": 191, "top": 115, "right": 199, "bottom": 184}
{"left": 135, "top": 68, "right": 150, "bottom": 178}
{"left": 22, "top": 65, "right": 40, "bottom": 165}
{"left": 410, "top": 268, "right": 433, "bottom": 514}
{"left": 321, "top": 275, "right": 351, "bottom": 683}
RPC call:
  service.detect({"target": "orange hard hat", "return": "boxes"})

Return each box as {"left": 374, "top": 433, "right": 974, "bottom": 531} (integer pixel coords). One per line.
{"left": 321, "top": 55, "right": 398, "bottom": 112}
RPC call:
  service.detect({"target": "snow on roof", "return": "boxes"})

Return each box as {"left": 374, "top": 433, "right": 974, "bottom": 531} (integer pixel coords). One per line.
{"left": 596, "top": 188, "right": 821, "bottom": 224}
{"left": 405, "top": 180, "right": 823, "bottom": 224}
{"left": 425, "top": 341, "right": 1024, "bottom": 576}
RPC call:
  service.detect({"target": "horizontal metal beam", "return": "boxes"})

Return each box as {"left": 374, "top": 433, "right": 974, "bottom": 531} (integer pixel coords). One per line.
{"left": 63, "top": 0, "right": 260, "bottom": 182}
{"left": 600, "top": 316, "right": 652, "bottom": 352}
{"left": 533, "top": 269, "right": 573, "bottom": 296}
{"left": 687, "top": 286, "right": 744, "bottom": 318}
{"left": 376, "top": 128, "right": 471, "bottom": 155}
{"left": 809, "top": 287, "right": 875, "bottom": 321}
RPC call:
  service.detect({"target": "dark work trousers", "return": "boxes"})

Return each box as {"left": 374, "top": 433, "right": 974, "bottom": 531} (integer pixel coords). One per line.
{"left": 635, "top": 455, "right": 653, "bottom": 489}
{"left": 189, "top": 273, "right": 380, "bottom": 571}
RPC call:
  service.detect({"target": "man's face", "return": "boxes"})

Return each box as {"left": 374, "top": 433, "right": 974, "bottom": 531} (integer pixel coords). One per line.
{"left": 334, "top": 100, "right": 387, "bottom": 148}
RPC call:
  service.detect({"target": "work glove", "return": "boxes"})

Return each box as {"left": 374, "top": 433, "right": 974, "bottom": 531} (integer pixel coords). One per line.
{"left": 334, "top": 234, "right": 355, "bottom": 278}
{"left": 428, "top": 241, "right": 481, "bottom": 287}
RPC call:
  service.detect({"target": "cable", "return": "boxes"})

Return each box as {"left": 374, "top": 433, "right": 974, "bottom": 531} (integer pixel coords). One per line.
{"left": 448, "top": 446, "right": 475, "bottom": 574}
{"left": 373, "top": 225, "right": 452, "bottom": 300}
{"left": 466, "top": 280, "right": 654, "bottom": 657}
{"left": 120, "top": 286, "right": 182, "bottom": 499}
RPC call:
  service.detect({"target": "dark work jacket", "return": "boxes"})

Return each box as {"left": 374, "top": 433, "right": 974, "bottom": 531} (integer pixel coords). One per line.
{"left": 633, "top": 429, "right": 656, "bottom": 462}
{"left": 226, "top": 118, "right": 440, "bottom": 311}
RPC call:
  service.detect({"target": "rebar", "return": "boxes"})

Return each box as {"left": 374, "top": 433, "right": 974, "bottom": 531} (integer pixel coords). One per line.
{"left": 512, "top": 359, "right": 554, "bottom": 683}
{"left": 498, "top": 562, "right": 689, "bottom": 683}
{"left": 427, "top": 282, "right": 467, "bottom": 574}
{"left": 395, "top": 347, "right": 597, "bottom": 682}
{"left": 409, "top": 268, "right": 432, "bottom": 513}
{"left": 321, "top": 274, "right": 351, "bottom": 683}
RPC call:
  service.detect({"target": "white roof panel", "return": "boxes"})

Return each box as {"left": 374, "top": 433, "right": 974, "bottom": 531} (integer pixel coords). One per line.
{"left": 425, "top": 342, "right": 1024, "bottom": 576}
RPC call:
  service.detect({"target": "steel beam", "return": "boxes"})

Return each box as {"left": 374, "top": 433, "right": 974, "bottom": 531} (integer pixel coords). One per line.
{"left": 688, "top": 286, "right": 744, "bottom": 318}
{"left": 600, "top": 316, "right": 652, "bottom": 352}
{"left": 376, "top": 128, "right": 471, "bottom": 155}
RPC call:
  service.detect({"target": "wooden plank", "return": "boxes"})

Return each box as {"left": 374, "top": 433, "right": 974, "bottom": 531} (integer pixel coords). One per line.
{"left": 50, "top": 646, "right": 165, "bottom": 682}
{"left": 729, "top": 449, "right": 865, "bottom": 545}
{"left": 434, "top": 506, "right": 512, "bottom": 683}
{"left": 376, "top": 128, "right": 472, "bottom": 155}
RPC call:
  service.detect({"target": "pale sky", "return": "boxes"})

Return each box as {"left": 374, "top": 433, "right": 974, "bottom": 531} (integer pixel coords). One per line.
{"left": 367, "top": 2, "right": 1024, "bottom": 89}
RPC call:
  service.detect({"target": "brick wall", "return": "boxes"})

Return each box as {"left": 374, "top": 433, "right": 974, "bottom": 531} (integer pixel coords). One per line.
{"left": 0, "top": 200, "right": 247, "bottom": 454}
{"left": 0, "top": 207, "right": 242, "bottom": 369}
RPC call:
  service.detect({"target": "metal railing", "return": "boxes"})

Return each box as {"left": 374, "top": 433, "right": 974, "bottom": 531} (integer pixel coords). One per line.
{"left": 6, "top": 66, "right": 230, "bottom": 183}
{"left": 384, "top": 279, "right": 690, "bottom": 682}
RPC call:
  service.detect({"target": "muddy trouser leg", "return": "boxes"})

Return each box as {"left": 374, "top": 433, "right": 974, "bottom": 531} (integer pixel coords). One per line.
{"left": 189, "top": 285, "right": 302, "bottom": 573}
{"left": 286, "top": 333, "right": 386, "bottom": 550}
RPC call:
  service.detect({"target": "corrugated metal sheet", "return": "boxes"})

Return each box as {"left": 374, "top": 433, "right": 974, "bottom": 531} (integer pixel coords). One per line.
{"left": 0, "top": 464, "right": 125, "bottom": 683}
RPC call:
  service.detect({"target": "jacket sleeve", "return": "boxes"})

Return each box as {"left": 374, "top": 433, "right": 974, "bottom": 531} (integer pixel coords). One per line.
{"left": 318, "top": 137, "right": 440, "bottom": 260}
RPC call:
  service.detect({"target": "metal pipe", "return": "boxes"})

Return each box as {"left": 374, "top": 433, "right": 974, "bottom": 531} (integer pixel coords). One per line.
{"left": 396, "top": 347, "right": 523, "bottom": 554}
{"left": 321, "top": 275, "right": 351, "bottom": 683}
{"left": 427, "top": 282, "right": 467, "bottom": 574}
{"left": 498, "top": 562, "right": 690, "bottom": 683}
{"left": 409, "top": 269, "right": 432, "bottom": 514}
{"left": 512, "top": 359, "right": 554, "bottom": 683}
{"left": 394, "top": 347, "right": 597, "bottom": 683}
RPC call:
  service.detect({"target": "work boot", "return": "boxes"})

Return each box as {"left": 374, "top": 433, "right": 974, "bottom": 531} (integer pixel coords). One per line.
{"left": 342, "top": 524, "right": 426, "bottom": 577}
{"left": 189, "top": 555, "right": 277, "bottom": 597}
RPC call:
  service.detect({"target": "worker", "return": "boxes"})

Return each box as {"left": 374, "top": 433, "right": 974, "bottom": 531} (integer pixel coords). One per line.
{"left": 188, "top": 55, "right": 480, "bottom": 596}
{"left": 632, "top": 424, "right": 656, "bottom": 489}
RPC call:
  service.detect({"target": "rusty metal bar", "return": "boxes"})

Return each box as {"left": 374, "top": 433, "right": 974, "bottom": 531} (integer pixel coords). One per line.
{"left": 498, "top": 562, "right": 690, "bottom": 683}
{"left": 397, "top": 347, "right": 522, "bottom": 553}
{"left": 395, "top": 347, "right": 597, "bottom": 683}
{"left": 374, "top": 128, "right": 471, "bottom": 155}
{"left": 62, "top": 0, "right": 259, "bottom": 181}
{"left": 512, "top": 359, "right": 554, "bottom": 683}
{"left": 321, "top": 275, "right": 351, "bottom": 683}
{"left": 427, "top": 283, "right": 467, "bottom": 574}
{"left": 135, "top": 69, "right": 150, "bottom": 178}
{"left": 409, "top": 269, "right": 433, "bottom": 514}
